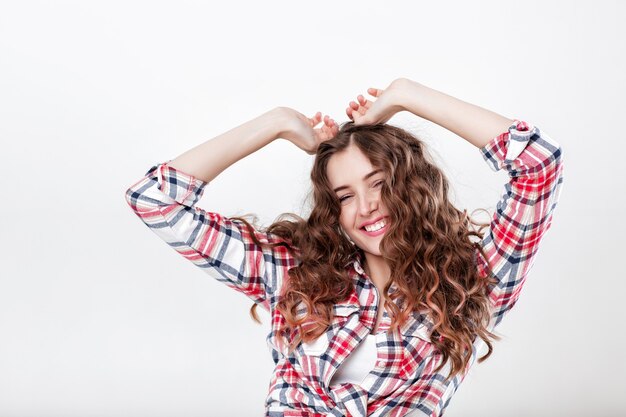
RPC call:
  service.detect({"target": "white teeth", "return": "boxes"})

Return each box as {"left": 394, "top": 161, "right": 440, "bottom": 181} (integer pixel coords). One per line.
{"left": 364, "top": 219, "right": 387, "bottom": 232}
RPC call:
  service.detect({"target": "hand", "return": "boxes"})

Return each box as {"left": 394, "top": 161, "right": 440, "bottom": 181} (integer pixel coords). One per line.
{"left": 276, "top": 107, "right": 339, "bottom": 155}
{"left": 345, "top": 78, "right": 412, "bottom": 125}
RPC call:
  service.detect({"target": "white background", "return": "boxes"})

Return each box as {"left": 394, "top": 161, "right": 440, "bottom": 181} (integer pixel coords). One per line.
{"left": 1, "top": 1, "right": 624, "bottom": 416}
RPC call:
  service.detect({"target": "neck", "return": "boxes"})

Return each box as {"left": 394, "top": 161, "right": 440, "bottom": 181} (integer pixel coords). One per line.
{"left": 363, "top": 253, "right": 391, "bottom": 290}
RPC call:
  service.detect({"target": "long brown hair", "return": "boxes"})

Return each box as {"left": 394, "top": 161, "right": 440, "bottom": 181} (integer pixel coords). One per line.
{"left": 232, "top": 121, "right": 501, "bottom": 381}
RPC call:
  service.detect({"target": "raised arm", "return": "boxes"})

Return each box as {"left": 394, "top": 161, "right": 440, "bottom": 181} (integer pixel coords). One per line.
{"left": 346, "top": 79, "right": 565, "bottom": 328}
{"left": 346, "top": 77, "right": 515, "bottom": 149}
{"left": 125, "top": 107, "right": 338, "bottom": 310}
{"left": 168, "top": 107, "right": 338, "bottom": 182}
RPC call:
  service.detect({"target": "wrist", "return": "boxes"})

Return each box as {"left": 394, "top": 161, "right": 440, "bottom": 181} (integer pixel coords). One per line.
{"left": 269, "top": 106, "right": 301, "bottom": 140}
{"left": 257, "top": 107, "right": 289, "bottom": 141}
{"left": 393, "top": 78, "right": 427, "bottom": 116}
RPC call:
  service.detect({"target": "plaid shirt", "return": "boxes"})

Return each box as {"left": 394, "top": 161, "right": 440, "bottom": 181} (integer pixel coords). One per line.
{"left": 125, "top": 120, "right": 564, "bottom": 417}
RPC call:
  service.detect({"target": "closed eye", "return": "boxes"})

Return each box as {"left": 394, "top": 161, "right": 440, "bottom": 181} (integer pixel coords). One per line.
{"left": 338, "top": 181, "right": 384, "bottom": 203}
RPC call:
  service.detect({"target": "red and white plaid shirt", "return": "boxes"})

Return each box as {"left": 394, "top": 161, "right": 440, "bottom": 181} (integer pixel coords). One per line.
{"left": 125, "top": 120, "right": 564, "bottom": 417}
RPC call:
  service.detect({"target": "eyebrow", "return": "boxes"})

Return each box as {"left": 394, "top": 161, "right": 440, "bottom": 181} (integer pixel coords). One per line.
{"left": 333, "top": 169, "right": 383, "bottom": 193}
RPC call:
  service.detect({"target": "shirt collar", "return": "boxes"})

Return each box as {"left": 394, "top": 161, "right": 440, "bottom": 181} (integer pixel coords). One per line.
{"left": 349, "top": 250, "right": 401, "bottom": 294}
{"left": 349, "top": 249, "right": 366, "bottom": 275}
{"left": 348, "top": 250, "right": 436, "bottom": 332}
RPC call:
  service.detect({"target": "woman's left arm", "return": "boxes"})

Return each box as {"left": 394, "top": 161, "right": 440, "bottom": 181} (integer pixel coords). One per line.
{"left": 347, "top": 79, "right": 565, "bottom": 328}
{"left": 347, "top": 77, "right": 515, "bottom": 149}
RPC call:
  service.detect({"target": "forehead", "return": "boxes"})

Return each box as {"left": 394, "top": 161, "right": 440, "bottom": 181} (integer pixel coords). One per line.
{"left": 326, "top": 145, "right": 379, "bottom": 188}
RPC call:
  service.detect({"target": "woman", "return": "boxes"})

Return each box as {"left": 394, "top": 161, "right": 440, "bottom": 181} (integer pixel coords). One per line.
{"left": 125, "top": 78, "right": 564, "bottom": 417}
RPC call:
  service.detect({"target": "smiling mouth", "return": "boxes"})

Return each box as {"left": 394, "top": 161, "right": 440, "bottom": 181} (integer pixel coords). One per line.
{"left": 360, "top": 218, "right": 389, "bottom": 235}
{"left": 363, "top": 219, "right": 387, "bottom": 232}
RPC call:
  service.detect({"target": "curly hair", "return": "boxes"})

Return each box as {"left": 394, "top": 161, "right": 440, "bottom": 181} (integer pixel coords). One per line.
{"left": 231, "top": 121, "right": 501, "bottom": 382}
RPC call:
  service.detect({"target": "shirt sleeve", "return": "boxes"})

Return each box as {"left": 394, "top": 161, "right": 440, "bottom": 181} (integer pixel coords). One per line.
{"left": 124, "top": 161, "right": 297, "bottom": 311}
{"left": 475, "top": 120, "right": 565, "bottom": 329}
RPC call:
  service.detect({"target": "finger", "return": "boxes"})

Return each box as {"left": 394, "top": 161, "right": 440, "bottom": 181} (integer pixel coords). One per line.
{"left": 324, "top": 118, "right": 337, "bottom": 130}
{"left": 346, "top": 107, "right": 353, "bottom": 119}
{"left": 309, "top": 111, "right": 322, "bottom": 126}
{"left": 350, "top": 99, "right": 368, "bottom": 115}
{"left": 368, "top": 88, "right": 382, "bottom": 97}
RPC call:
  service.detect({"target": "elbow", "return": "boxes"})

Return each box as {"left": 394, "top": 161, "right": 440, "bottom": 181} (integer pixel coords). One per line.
{"left": 124, "top": 185, "right": 146, "bottom": 216}
{"left": 125, "top": 186, "right": 138, "bottom": 213}
{"left": 534, "top": 131, "right": 564, "bottom": 176}
{"left": 553, "top": 143, "right": 564, "bottom": 166}
{"left": 550, "top": 144, "right": 565, "bottom": 181}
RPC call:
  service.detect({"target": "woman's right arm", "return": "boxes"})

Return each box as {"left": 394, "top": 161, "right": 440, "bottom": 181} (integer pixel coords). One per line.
{"left": 124, "top": 107, "right": 338, "bottom": 311}
{"left": 166, "top": 109, "right": 282, "bottom": 182}
{"left": 168, "top": 107, "right": 338, "bottom": 182}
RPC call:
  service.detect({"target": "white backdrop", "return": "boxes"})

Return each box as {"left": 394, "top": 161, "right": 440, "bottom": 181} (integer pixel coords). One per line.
{"left": 1, "top": 1, "right": 624, "bottom": 416}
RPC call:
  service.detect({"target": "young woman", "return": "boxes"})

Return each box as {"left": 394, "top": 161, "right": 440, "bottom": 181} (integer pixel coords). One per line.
{"left": 125, "top": 78, "right": 564, "bottom": 417}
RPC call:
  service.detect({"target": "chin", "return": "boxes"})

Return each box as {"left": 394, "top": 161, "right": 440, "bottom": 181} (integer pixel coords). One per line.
{"left": 360, "top": 246, "right": 382, "bottom": 257}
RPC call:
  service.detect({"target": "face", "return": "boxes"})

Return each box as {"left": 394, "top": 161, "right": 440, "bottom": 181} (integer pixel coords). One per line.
{"left": 326, "top": 144, "right": 390, "bottom": 258}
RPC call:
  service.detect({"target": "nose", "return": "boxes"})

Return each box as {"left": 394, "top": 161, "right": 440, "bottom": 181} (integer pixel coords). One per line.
{"left": 358, "top": 192, "right": 378, "bottom": 216}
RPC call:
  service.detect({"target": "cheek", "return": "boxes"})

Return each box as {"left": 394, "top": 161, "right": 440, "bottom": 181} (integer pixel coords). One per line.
{"left": 339, "top": 209, "right": 354, "bottom": 231}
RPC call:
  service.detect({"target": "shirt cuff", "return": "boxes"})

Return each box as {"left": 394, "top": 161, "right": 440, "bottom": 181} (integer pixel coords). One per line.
{"left": 145, "top": 161, "right": 209, "bottom": 207}
{"left": 479, "top": 120, "right": 536, "bottom": 174}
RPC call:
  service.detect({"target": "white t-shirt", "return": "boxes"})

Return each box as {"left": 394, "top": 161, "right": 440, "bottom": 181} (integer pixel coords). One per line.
{"left": 329, "top": 333, "right": 378, "bottom": 387}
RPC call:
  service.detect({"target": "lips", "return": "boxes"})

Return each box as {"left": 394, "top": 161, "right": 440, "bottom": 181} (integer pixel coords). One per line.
{"left": 360, "top": 217, "right": 389, "bottom": 237}
{"left": 360, "top": 216, "right": 385, "bottom": 230}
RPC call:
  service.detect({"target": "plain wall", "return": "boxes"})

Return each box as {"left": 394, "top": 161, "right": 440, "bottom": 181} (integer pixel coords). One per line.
{"left": 1, "top": 0, "right": 624, "bottom": 416}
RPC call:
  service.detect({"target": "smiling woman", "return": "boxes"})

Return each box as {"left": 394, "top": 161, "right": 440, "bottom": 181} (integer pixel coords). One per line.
{"left": 125, "top": 77, "right": 564, "bottom": 416}
{"left": 328, "top": 146, "right": 390, "bottom": 258}
{"left": 268, "top": 120, "right": 506, "bottom": 370}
